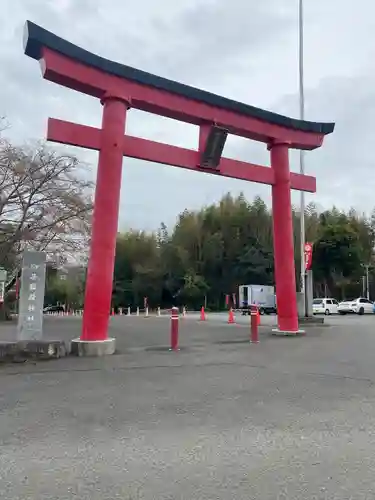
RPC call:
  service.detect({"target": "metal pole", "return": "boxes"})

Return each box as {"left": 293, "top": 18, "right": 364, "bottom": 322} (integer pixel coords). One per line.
{"left": 298, "top": 0, "right": 306, "bottom": 314}
{"left": 366, "top": 265, "right": 370, "bottom": 300}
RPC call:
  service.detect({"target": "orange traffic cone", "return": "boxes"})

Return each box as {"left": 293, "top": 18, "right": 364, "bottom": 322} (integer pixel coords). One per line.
{"left": 228, "top": 307, "right": 235, "bottom": 324}
{"left": 200, "top": 306, "right": 206, "bottom": 321}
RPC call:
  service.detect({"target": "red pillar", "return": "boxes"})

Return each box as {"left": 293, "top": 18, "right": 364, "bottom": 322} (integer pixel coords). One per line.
{"left": 81, "top": 94, "right": 128, "bottom": 341}
{"left": 269, "top": 141, "right": 299, "bottom": 333}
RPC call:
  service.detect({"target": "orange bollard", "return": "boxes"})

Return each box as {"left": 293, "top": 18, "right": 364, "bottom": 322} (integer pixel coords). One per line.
{"left": 257, "top": 308, "right": 261, "bottom": 326}
{"left": 250, "top": 305, "right": 259, "bottom": 343}
{"left": 200, "top": 306, "right": 206, "bottom": 321}
{"left": 228, "top": 307, "right": 235, "bottom": 324}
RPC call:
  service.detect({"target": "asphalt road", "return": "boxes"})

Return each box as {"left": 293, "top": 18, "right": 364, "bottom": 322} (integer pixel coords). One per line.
{"left": 1, "top": 313, "right": 375, "bottom": 499}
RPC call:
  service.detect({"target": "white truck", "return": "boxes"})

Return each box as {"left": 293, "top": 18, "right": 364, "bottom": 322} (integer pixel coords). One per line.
{"left": 238, "top": 284, "right": 277, "bottom": 315}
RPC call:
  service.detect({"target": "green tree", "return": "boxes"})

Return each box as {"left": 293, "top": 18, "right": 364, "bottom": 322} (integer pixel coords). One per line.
{"left": 113, "top": 231, "right": 163, "bottom": 308}
{"left": 111, "top": 194, "right": 375, "bottom": 309}
{"left": 175, "top": 272, "right": 209, "bottom": 309}
{"left": 44, "top": 266, "right": 86, "bottom": 308}
{"left": 312, "top": 215, "right": 363, "bottom": 298}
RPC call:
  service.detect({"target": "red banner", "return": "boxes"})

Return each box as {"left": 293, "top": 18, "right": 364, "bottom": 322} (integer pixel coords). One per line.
{"left": 304, "top": 242, "right": 313, "bottom": 271}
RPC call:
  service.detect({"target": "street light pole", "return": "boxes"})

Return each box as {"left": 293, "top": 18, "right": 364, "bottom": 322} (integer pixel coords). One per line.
{"left": 298, "top": 0, "right": 306, "bottom": 314}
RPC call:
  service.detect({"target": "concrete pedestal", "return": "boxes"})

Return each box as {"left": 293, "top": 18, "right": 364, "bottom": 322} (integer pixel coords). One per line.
{"left": 271, "top": 328, "right": 305, "bottom": 336}
{"left": 0, "top": 340, "right": 67, "bottom": 362}
{"left": 71, "top": 338, "right": 116, "bottom": 357}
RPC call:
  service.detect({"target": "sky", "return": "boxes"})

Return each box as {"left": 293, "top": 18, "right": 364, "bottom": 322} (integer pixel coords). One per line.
{"left": 1, "top": 0, "right": 375, "bottom": 232}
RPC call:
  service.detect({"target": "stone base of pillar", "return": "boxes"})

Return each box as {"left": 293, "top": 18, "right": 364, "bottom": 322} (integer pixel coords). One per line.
{"left": 271, "top": 328, "right": 305, "bottom": 336}
{"left": 71, "top": 338, "right": 116, "bottom": 357}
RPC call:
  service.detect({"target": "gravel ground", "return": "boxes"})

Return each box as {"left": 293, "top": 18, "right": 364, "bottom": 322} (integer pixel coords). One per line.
{"left": 0, "top": 314, "right": 375, "bottom": 499}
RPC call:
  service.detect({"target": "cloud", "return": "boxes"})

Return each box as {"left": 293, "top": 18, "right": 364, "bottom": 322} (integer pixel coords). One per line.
{"left": 147, "top": 0, "right": 297, "bottom": 86}
{"left": 1, "top": 0, "right": 375, "bottom": 231}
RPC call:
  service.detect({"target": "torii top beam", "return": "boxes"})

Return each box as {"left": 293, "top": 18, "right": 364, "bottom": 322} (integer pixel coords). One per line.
{"left": 23, "top": 21, "right": 334, "bottom": 151}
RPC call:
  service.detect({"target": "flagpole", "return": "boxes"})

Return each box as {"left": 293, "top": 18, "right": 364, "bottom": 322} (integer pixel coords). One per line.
{"left": 298, "top": 0, "right": 306, "bottom": 314}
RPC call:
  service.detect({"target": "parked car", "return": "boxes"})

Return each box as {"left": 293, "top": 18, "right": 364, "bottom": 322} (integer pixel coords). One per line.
{"left": 337, "top": 297, "right": 374, "bottom": 315}
{"left": 312, "top": 298, "right": 339, "bottom": 315}
{"left": 43, "top": 305, "right": 65, "bottom": 313}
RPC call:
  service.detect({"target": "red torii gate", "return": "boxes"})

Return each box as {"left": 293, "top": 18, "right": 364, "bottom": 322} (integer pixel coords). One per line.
{"left": 23, "top": 21, "right": 334, "bottom": 353}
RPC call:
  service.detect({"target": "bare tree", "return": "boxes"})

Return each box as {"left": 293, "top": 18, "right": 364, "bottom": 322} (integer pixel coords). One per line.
{"left": 0, "top": 140, "right": 93, "bottom": 289}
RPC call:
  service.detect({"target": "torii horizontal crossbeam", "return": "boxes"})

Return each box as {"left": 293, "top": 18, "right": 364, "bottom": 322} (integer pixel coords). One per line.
{"left": 47, "top": 118, "right": 316, "bottom": 192}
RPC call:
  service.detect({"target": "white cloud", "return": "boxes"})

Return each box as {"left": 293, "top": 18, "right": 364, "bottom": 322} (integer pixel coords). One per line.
{"left": 1, "top": 0, "right": 374, "bottom": 231}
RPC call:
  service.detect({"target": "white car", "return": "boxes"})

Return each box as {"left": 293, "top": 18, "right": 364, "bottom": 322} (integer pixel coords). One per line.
{"left": 312, "top": 298, "right": 339, "bottom": 315}
{"left": 337, "top": 297, "right": 374, "bottom": 315}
